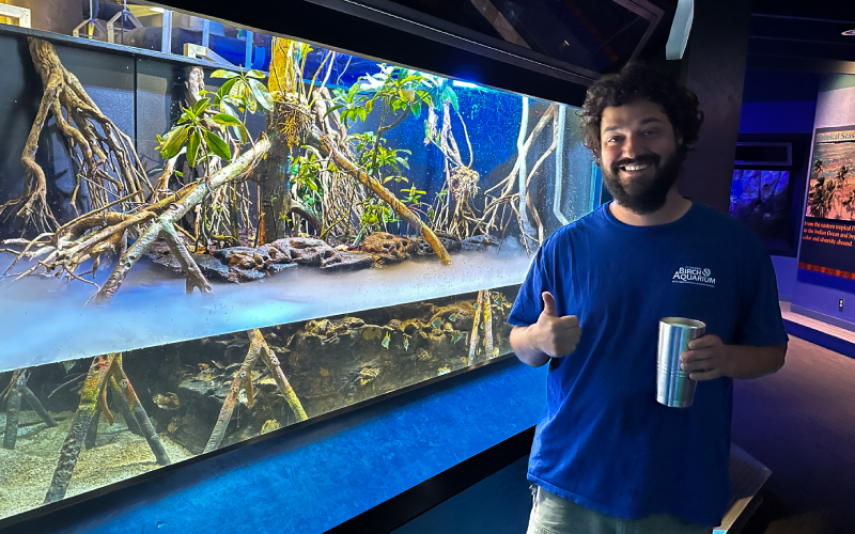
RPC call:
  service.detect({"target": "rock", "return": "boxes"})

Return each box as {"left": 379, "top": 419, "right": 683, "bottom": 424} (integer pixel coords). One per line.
{"left": 320, "top": 250, "right": 374, "bottom": 272}
{"left": 361, "top": 232, "right": 418, "bottom": 265}
{"left": 268, "top": 237, "right": 333, "bottom": 265}
{"left": 410, "top": 235, "right": 461, "bottom": 256}
{"left": 152, "top": 392, "right": 180, "bottom": 410}
{"left": 145, "top": 240, "right": 234, "bottom": 282}
{"left": 461, "top": 234, "right": 499, "bottom": 251}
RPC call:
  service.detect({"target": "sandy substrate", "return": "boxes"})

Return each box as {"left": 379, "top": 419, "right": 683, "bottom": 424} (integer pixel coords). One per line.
{"left": 0, "top": 410, "right": 192, "bottom": 521}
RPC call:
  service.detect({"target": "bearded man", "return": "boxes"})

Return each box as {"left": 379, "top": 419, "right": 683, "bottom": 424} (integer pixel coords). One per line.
{"left": 508, "top": 62, "right": 788, "bottom": 534}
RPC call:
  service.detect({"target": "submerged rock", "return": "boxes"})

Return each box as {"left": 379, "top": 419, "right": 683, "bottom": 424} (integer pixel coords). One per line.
{"left": 361, "top": 232, "right": 418, "bottom": 265}
{"left": 461, "top": 234, "right": 499, "bottom": 251}
{"left": 146, "top": 232, "right": 505, "bottom": 284}
{"left": 145, "top": 236, "right": 375, "bottom": 283}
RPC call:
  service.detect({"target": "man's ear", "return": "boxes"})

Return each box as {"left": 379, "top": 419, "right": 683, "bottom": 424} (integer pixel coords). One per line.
{"left": 674, "top": 128, "right": 684, "bottom": 147}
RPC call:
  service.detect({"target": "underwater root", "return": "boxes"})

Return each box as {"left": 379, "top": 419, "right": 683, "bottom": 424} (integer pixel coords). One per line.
{"left": 2, "top": 371, "right": 26, "bottom": 450}
{"left": 44, "top": 353, "right": 117, "bottom": 504}
{"left": 44, "top": 354, "right": 169, "bottom": 504}
{"left": 204, "top": 329, "right": 307, "bottom": 454}
{"left": 467, "top": 290, "right": 496, "bottom": 366}
{"left": 1, "top": 369, "right": 56, "bottom": 450}
{"left": 1, "top": 37, "right": 149, "bottom": 234}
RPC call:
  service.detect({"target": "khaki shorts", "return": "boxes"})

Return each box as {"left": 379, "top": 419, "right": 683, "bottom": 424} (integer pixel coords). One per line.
{"left": 527, "top": 485, "right": 713, "bottom": 534}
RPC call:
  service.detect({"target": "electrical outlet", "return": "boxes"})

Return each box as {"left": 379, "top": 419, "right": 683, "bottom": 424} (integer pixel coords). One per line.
{"left": 840, "top": 299, "right": 844, "bottom": 311}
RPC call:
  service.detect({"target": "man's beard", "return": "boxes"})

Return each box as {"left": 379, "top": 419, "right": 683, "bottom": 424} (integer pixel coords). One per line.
{"left": 601, "top": 151, "right": 682, "bottom": 214}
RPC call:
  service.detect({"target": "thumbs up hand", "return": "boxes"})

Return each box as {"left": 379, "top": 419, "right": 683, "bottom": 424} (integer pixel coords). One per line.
{"left": 532, "top": 292, "right": 582, "bottom": 358}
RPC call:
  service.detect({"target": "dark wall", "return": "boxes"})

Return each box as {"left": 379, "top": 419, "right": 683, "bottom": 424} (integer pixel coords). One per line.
{"left": 739, "top": 69, "right": 821, "bottom": 135}
{"left": 15, "top": 0, "right": 85, "bottom": 35}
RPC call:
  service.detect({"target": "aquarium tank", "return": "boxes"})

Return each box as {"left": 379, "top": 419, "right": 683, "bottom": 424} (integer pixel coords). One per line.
{"left": 0, "top": 0, "right": 599, "bottom": 523}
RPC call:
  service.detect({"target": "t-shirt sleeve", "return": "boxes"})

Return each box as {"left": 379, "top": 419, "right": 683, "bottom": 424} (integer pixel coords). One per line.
{"left": 734, "top": 242, "right": 789, "bottom": 347}
{"left": 508, "top": 243, "right": 554, "bottom": 327}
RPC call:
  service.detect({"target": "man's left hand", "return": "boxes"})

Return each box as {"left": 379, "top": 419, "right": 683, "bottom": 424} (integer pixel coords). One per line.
{"left": 680, "top": 334, "right": 732, "bottom": 381}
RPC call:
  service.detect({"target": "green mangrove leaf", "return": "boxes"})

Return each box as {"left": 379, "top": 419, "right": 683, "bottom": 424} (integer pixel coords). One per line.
{"left": 248, "top": 79, "right": 273, "bottom": 112}
{"left": 323, "top": 104, "right": 345, "bottom": 119}
{"left": 191, "top": 98, "right": 211, "bottom": 117}
{"left": 446, "top": 87, "right": 459, "bottom": 113}
{"left": 232, "top": 124, "right": 249, "bottom": 144}
{"left": 187, "top": 128, "right": 201, "bottom": 167}
{"left": 211, "top": 69, "right": 239, "bottom": 79}
{"left": 218, "top": 78, "right": 239, "bottom": 99}
{"left": 205, "top": 131, "right": 232, "bottom": 161}
{"left": 357, "top": 107, "right": 367, "bottom": 122}
{"left": 212, "top": 113, "right": 242, "bottom": 127}
{"left": 246, "top": 69, "right": 266, "bottom": 79}
{"left": 160, "top": 125, "right": 189, "bottom": 159}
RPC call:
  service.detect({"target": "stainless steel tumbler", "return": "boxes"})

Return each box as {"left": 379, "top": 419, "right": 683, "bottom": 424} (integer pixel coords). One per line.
{"left": 657, "top": 317, "right": 706, "bottom": 408}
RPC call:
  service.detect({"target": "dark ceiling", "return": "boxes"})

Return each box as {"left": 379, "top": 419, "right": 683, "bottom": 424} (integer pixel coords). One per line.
{"left": 747, "top": 0, "right": 855, "bottom": 72}
{"left": 331, "top": 0, "right": 855, "bottom": 75}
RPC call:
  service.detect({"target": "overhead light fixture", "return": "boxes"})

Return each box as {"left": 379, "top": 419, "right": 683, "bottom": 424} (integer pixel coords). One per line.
{"left": 666, "top": 0, "right": 694, "bottom": 60}
{"left": 843, "top": 29, "right": 855, "bottom": 36}
{"left": 150, "top": 7, "right": 165, "bottom": 13}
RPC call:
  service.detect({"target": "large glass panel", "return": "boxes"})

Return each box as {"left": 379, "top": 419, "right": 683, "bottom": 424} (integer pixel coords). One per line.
{"left": 0, "top": 0, "right": 598, "bottom": 521}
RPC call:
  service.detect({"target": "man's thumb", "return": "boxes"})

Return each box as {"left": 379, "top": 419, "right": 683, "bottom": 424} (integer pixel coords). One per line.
{"left": 542, "top": 291, "right": 558, "bottom": 316}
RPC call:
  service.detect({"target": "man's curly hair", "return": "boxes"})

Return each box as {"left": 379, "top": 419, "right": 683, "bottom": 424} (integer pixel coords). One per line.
{"left": 580, "top": 62, "right": 704, "bottom": 163}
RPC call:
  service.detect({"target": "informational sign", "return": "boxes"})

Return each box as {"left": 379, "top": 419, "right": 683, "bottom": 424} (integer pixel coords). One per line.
{"left": 798, "top": 126, "right": 855, "bottom": 288}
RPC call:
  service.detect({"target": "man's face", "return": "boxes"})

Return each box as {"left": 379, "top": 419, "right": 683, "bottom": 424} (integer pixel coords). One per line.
{"left": 599, "top": 99, "right": 683, "bottom": 214}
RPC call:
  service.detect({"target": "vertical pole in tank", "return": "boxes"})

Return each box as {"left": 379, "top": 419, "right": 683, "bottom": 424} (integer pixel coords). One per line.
{"left": 552, "top": 106, "right": 570, "bottom": 226}
{"left": 253, "top": 329, "right": 308, "bottom": 422}
{"left": 44, "top": 354, "right": 117, "bottom": 504}
{"left": 2, "top": 370, "right": 26, "bottom": 450}
{"left": 517, "top": 97, "right": 531, "bottom": 237}
{"left": 110, "top": 359, "right": 171, "bottom": 466}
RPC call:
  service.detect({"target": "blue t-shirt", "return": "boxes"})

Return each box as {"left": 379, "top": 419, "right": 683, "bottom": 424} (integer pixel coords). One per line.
{"left": 508, "top": 202, "right": 788, "bottom": 527}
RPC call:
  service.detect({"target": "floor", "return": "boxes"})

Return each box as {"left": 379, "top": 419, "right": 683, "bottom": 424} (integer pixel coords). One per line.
{"left": 391, "top": 317, "right": 855, "bottom": 534}
{"left": 733, "top": 334, "right": 855, "bottom": 534}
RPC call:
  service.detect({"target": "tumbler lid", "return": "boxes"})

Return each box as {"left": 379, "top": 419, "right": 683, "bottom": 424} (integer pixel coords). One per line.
{"left": 660, "top": 317, "right": 706, "bottom": 329}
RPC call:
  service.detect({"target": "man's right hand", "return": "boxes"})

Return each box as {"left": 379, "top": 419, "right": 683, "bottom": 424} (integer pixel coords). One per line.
{"left": 530, "top": 292, "right": 582, "bottom": 358}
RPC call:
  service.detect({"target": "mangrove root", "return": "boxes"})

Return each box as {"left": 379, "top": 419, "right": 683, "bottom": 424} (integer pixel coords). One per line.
{"left": 468, "top": 291, "right": 484, "bottom": 366}
{"left": 314, "top": 135, "right": 451, "bottom": 265}
{"left": 111, "top": 358, "right": 170, "bottom": 466}
{"left": 204, "top": 329, "right": 308, "bottom": 454}
{"left": 44, "top": 353, "right": 169, "bottom": 504}
{"left": 94, "top": 138, "right": 271, "bottom": 304}
{"left": 1, "top": 37, "right": 149, "bottom": 234}
{"left": 253, "top": 329, "right": 308, "bottom": 422}
{"left": 2, "top": 371, "right": 27, "bottom": 450}
{"left": 108, "top": 376, "right": 142, "bottom": 436}
{"left": 467, "top": 290, "right": 495, "bottom": 366}
{"left": 21, "top": 384, "right": 58, "bottom": 427}
{"left": 203, "top": 332, "right": 264, "bottom": 454}
{"left": 44, "top": 353, "right": 117, "bottom": 504}
{"left": 84, "top": 409, "right": 100, "bottom": 449}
